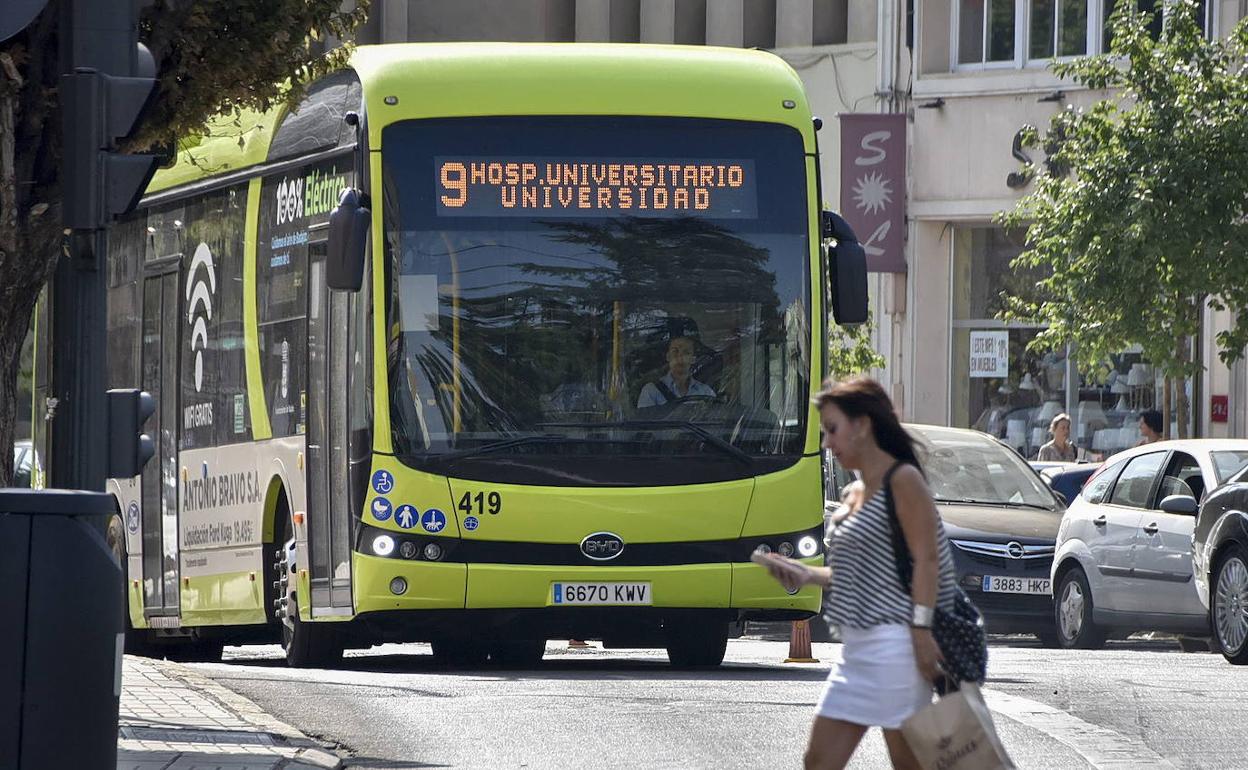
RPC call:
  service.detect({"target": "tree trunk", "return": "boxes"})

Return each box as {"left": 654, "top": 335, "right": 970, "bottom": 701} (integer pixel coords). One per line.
{"left": 0, "top": 43, "right": 63, "bottom": 487}
{"left": 1162, "top": 376, "right": 1172, "bottom": 440}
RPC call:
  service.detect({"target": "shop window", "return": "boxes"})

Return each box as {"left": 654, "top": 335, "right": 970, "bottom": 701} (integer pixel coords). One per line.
{"left": 951, "top": 226, "right": 1177, "bottom": 460}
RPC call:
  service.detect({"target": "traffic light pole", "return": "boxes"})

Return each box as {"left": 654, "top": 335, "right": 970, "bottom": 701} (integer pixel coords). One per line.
{"left": 49, "top": 0, "right": 159, "bottom": 493}
{"left": 48, "top": 231, "right": 109, "bottom": 493}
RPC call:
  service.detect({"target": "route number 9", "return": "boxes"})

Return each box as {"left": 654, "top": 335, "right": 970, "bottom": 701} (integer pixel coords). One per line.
{"left": 440, "top": 162, "right": 468, "bottom": 208}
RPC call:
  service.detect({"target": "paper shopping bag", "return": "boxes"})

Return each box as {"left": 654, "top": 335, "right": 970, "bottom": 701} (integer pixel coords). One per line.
{"left": 901, "top": 682, "right": 1016, "bottom": 770}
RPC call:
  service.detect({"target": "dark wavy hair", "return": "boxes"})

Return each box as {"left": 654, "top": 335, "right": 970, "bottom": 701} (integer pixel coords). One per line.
{"left": 814, "top": 377, "right": 924, "bottom": 474}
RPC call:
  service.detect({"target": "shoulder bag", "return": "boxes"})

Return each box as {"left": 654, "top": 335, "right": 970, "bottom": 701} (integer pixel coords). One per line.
{"left": 882, "top": 462, "right": 988, "bottom": 685}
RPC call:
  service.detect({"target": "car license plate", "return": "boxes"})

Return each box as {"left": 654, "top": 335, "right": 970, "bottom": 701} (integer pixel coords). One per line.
{"left": 981, "top": 575, "right": 1050, "bottom": 595}
{"left": 552, "top": 582, "right": 651, "bottom": 606}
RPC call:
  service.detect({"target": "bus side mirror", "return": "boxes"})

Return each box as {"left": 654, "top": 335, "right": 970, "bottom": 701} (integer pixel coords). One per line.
{"left": 328, "top": 188, "right": 371, "bottom": 291}
{"left": 823, "top": 211, "right": 868, "bottom": 325}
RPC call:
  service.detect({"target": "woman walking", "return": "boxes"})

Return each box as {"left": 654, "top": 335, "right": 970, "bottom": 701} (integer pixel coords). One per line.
{"left": 760, "top": 378, "right": 959, "bottom": 769}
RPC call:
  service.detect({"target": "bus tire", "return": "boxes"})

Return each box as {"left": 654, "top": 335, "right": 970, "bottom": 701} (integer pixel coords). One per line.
{"left": 276, "top": 525, "right": 344, "bottom": 668}
{"left": 665, "top": 621, "right": 728, "bottom": 668}
{"left": 431, "top": 639, "right": 490, "bottom": 667}
{"left": 488, "top": 639, "right": 546, "bottom": 668}
{"left": 106, "top": 512, "right": 158, "bottom": 657}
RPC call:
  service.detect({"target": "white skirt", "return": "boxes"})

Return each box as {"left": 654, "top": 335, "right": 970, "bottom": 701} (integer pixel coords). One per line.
{"left": 816, "top": 624, "right": 934, "bottom": 729}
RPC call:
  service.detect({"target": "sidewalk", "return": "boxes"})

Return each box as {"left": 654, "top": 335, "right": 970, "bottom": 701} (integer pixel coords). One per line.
{"left": 118, "top": 655, "right": 342, "bottom": 770}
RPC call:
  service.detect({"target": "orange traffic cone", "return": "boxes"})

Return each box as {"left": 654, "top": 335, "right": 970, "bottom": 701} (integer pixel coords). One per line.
{"left": 783, "top": 619, "right": 819, "bottom": 663}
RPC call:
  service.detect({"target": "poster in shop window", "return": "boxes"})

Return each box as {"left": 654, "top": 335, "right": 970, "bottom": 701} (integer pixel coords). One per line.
{"left": 969, "top": 331, "right": 1009, "bottom": 378}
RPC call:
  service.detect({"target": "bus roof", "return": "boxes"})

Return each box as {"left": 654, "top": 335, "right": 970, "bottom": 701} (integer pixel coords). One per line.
{"left": 148, "top": 43, "right": 812, "bottom": 196}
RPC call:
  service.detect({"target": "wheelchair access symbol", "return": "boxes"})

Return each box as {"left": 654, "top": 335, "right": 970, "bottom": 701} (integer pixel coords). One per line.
{"left": 371, "top": 469, "right": 395, "bottom": 495}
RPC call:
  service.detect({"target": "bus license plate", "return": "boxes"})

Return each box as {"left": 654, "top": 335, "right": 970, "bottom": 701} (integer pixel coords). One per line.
{"left": 552, "top": 582, "right": 651, "bottom": 606}
{"left": 982, "top": 575, "right": 1050, "bottom": 595}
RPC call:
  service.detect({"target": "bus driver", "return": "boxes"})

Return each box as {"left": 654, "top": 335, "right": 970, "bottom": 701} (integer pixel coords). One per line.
{"left": 637, "top": 335, "right": 715, "bottom": 408}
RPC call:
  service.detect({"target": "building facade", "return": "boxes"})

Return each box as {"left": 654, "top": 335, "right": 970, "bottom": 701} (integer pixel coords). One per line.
{"left": 903, "top": 0, "right": 1248, "bottom": 459}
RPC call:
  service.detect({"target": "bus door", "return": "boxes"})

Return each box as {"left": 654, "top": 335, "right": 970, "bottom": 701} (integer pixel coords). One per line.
{"left": 140, "top": 263, "right": 181, "bottom": 620}
{"left": 305, "top": 236, "right": 353, "bottom": 614}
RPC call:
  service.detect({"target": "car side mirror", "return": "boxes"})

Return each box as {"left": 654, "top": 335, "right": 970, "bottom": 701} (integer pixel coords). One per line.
{"left": 1053, "top": 490, "right": 1069, "bottom": 506}
{"left": 1159, "top": 494, "right": 1199, "bottom": 515}
{"left": 328, "top": 188, "right": 371, "bottom": 291}
{"left": 822, "top": 210, "right": 868, "bottom": 325}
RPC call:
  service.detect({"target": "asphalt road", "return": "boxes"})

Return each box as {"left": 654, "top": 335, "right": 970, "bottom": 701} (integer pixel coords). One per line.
{"left": 189, "top": 637, "right": 1247, "bottom": 769}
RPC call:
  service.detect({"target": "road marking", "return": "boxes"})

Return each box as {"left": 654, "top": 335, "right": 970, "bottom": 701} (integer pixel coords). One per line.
{"left": 983, "top": 689, "right": 1177, "bottom": 769}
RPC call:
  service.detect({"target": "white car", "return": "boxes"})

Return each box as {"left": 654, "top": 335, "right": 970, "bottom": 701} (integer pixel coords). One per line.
{"left": 1051, "top": 439, "right": 1248, "bottom": 649}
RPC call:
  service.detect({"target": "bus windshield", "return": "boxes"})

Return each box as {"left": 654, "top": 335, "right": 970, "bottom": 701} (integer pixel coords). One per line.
{"left": 382, "top": 116, "right": 810, "bottom": 486}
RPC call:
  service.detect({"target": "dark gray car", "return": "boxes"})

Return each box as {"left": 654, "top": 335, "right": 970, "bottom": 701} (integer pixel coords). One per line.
{"left": 825, "top": 424, "right": 1065, "bottom": 644}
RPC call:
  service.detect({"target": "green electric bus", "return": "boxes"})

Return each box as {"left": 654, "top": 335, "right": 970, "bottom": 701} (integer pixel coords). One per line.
{"left": 90, "top": 43, "right": 868, "bottom": 667}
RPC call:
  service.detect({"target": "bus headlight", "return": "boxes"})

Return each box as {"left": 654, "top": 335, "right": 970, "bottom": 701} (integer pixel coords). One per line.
{"left": 777, "top": 541, "right": 795, "bottom": 558}
{"left": 372, "top": 535, "right": 395, "bottom": 557}
{"left": 399, "top": 541, "right": 418, "bottom": 560}
{"left": 390, "top": 577, "right": 408, "bottom": 595}
{"left": 797, "top": 536, "right": 819, "bottom": 558}
{"left": 423, "top": 542, "right": 444, "bottom": 561}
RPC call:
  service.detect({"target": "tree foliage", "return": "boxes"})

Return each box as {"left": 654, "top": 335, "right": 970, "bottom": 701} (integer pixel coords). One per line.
{"left": 0, "top": 0, "right": 368, "bottom": 484}
{"left": 999, "top": 1, "right": 1248, "bottom": 390}
{"left": 827, "top": 312, "right": 885, "bottom": 383}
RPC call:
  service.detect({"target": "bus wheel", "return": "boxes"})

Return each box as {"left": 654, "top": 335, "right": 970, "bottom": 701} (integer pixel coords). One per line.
{"left": 106, "top": 512, "right": 157, "bottom": 657}
{"left": 431, "top": 639, "right": 490, "bottom": 667}
{"left": 488, "top": 639, "right": 547, "bottom": 668}
{"left": 275, "top": 539, "right": 343, "bottom": 668}
{"left": 665, "top": 621, "right": 728, "bottom": 668}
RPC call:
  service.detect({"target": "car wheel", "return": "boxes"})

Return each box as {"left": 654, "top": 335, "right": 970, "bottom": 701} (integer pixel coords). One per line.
{"left": 1055, "top": 567, "right": 1107, "bottom": 650}
{"left": 1212, "top": 545, "right": 1248, "bottom": 664}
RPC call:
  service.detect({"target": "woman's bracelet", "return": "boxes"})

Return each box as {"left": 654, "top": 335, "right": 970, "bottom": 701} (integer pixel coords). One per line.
{"left": 911, "top": 604, "right": 935, "bottom": 628}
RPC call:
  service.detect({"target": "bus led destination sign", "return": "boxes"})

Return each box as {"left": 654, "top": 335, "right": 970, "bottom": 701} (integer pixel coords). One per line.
{"left": 435, "top": 157, "right": 757, "bottom": 218}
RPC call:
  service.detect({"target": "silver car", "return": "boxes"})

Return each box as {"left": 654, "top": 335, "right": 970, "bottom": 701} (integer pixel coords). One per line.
{"left": 1051, "top": 439, "right": 1248, "bottom": 648}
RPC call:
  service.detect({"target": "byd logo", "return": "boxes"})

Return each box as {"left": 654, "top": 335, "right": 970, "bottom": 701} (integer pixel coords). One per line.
{"left": 580, "top": 532, "right": 625, "bottom": 561}
{"left": 275, "top": 177, "right": 304, "bottom": 225}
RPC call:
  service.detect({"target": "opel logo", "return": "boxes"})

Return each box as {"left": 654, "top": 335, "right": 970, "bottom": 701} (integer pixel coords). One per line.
{"left": 1006, "top": 541, "right": 1025, "bottom": 559}
{"left": 580, "top": 532, "right": 624, "bottom": 561}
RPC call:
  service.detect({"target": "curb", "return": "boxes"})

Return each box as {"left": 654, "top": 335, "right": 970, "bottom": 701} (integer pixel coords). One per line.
{"left": 143, "top": 656, "right": 344, "bottom": 768}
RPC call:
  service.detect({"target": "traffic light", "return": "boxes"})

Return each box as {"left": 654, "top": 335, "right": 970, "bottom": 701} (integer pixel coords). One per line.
{"left": 106, "top": 389, "right": 156, "bottom": 479}
{"left": 61, "top": 59, "right": 161, "bottom": 230}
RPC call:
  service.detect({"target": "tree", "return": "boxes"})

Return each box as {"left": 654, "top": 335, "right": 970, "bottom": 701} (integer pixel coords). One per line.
{"left": 0, "top": 0, "right": 367, "bottom": 484}
{"left": 999, "top": 0, "right": 1248, "bottom": 437}
{"left": 827, "top": 311, "right": 885, "bottom": 384}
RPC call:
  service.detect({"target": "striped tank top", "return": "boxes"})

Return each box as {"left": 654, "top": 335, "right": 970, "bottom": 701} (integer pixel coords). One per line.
{"left": 824, "top": 483, "right": 959, "bottom": 630}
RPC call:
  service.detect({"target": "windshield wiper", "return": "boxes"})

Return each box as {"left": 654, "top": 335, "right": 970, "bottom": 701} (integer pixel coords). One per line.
{"left": 606, "top": 420, "right": 754, "bottom": 466}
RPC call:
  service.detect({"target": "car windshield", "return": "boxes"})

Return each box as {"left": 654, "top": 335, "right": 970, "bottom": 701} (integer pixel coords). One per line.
{"left": 918, "top": 430, "right": 1058, "bottom": 509}
{"left": 381, "top": 117, "right": 811, "bottom": 486}
{"left": 1212, "top": 450, "right": 1248, "bottom": 483}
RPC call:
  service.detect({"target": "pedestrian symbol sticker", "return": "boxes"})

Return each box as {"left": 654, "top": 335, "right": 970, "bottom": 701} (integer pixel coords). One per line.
{"left": 126, "top": 501, "right": 140, "bottom": 534}
{"left": 422, "top": 508, "right": 447, "bottom": 533}
{"left": 464, "top": 515, "right": 479, "bottom": 531}
{"left": 395, "top": 505, "right": 419, "bottom": 530}
{"left": 371, "top": 497, "right": 393, "bottom": 522}
{"left": 371, "top": 469, "right": 395, "bottom": 495}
